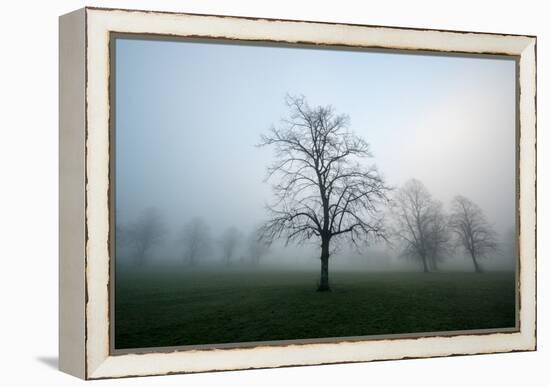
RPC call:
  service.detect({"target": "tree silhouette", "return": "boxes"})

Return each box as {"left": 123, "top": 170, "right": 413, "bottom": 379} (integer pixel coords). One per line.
{"left": 425, "top": 201, "right": 451, "bottom": 271}
{"left": 500, "top": 226, "right": 517, "bottom": 270}
{"left": 247, "top": 227, "right": 270, "bottom": 264}
{"left": 449, "top": 195, "right": 498, "bottom": 273}
{"left": 128, "top": 207, "right": 166, "bottom": 265}
{"left": 220, "top": 226, "right": 242, "bottom": 265}
{"left": 259, "top": 95, "right": 390, "bottom": 291}
{"left": 392, "top": 179, "right": 451, "bottom": 272}
{"left": 180, "top": 217, "right": 211, "bottom": 266}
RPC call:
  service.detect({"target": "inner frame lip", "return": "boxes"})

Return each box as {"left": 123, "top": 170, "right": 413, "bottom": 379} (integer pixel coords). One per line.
{"left": 107, "top": 31, "right": 521, "bottom": 356}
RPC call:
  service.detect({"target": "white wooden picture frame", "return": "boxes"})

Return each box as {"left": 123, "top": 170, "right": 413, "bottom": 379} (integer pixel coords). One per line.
{"left": 59, "top": 7, "right": 536, "bottom": 380}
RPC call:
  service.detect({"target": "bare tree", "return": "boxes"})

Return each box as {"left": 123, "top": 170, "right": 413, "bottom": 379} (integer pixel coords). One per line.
{"left": 259, "top": 95, "right": 390, "bottom": 291}
{"left": 392, "top": 179, "right": 451, "bottom": 272}
{"left": 127, "top": 207, "right": 166, "bottom": 265}
{"left": 220, "top": 226, "right": 242, "bottom": 265}
{"left": 180, "top": 217, "right": 211, "bottom": 266}
{"left": 247, "top": 227, "right": 270, "bottom": 264}
{"left": 449, "top": 195, "right": 498, "bottom": 273}
{"left": 500, "top": 226, "right": 517, "bottom": 270}
{"left": 425, "top": 201, "right": 452, "bottom": 271}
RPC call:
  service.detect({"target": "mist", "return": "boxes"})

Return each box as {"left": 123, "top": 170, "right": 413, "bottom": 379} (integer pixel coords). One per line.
{"left": 114, "top": 37, "right": 516, "bottom": 274}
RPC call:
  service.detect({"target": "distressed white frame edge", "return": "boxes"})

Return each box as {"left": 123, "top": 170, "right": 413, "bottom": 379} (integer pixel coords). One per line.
{"left": 67, "top": 7, "right": 536, "bottom": 379}
{"left": 59, "top": 8, "right": 87, "bottom": 379}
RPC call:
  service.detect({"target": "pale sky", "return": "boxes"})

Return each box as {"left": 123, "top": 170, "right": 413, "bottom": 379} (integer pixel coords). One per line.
{"left": 115, "top": 37, "right": 516, "bottom": 251}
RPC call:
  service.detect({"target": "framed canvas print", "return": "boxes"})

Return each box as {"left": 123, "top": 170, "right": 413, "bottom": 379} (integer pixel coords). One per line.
{"left": 59, "top": 7, "right": 537, "bottom": 380}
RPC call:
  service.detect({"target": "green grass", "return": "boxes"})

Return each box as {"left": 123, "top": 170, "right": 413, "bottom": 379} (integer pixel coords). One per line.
{"left": 114, "top": 268, "right": 516, "bottom": 349}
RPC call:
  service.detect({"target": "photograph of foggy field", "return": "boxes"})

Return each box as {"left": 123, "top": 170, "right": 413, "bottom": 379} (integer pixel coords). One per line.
{"left": 113, "top": 37, "right": 517, "bottom": 350}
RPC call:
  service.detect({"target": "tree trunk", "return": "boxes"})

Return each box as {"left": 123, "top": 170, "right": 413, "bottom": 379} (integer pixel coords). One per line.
{"left": 470, "top": 252, "right": 482, "bottom": 273}
{"left": 430, "top": 256, "right": 438, "bottom": 272}
{"left": 318, "top": 238, "right": 331, "bottom": 292}
{"left": 421, "top": 255, "right": 429, "bottom": 273}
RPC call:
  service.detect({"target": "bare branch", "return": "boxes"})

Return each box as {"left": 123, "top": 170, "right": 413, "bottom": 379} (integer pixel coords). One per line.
{"left": 258, "top": 95, "right": 391, "bottom": 251}
{"left": 390, "top": 179, "right": 451, "bottom": 272}
{"left": 449, "top": 195, "right": 498, "bottom": 272}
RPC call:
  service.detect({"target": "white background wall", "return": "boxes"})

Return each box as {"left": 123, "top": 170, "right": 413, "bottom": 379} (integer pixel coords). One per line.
{"left": 0, "top": 0, "right": 546, "bottom": 385}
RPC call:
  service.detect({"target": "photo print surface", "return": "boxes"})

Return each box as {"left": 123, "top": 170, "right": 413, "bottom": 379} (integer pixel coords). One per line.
{"left": 113, "top": 36, "right": 517, "bottom": 351}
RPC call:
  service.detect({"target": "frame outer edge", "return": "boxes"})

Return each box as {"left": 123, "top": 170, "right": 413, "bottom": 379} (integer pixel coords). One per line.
{"left": 59, "top": 7, "right": 87, "bottom": 380}
{"left": 518, "top": 38, "right": 537, "bottom": 350}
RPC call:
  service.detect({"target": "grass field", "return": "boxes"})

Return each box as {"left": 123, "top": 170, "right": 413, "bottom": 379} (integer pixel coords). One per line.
{"left": 114, "top": 268, "right": 516, "bottom": 349}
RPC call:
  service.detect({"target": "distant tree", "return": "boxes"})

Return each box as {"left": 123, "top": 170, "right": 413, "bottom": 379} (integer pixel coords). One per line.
{"left": 221, "top": 226, "right": 243, "bottom": 265}
{"left": 247, "top": 227, "right": 270, "bottom": 264}
{"left": 392, "top": 179, "right": 451, "bottom": 272}
{"left": 501, "top": 226, "right": 517, "bottom": 269}
{"left": 425, "top": 201, "right": 452, "bottom": 271}
{"left": 180, "top": 217, "right": 211, "bottom": 266}
{"left": 449, "top": 195, "right": 498, "bottom": 273}
{"left": 259, "top": 95, "right": 390, "bottom": 291}
{"left": 127, "top": 207, "right": 166, "bottom": 265}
